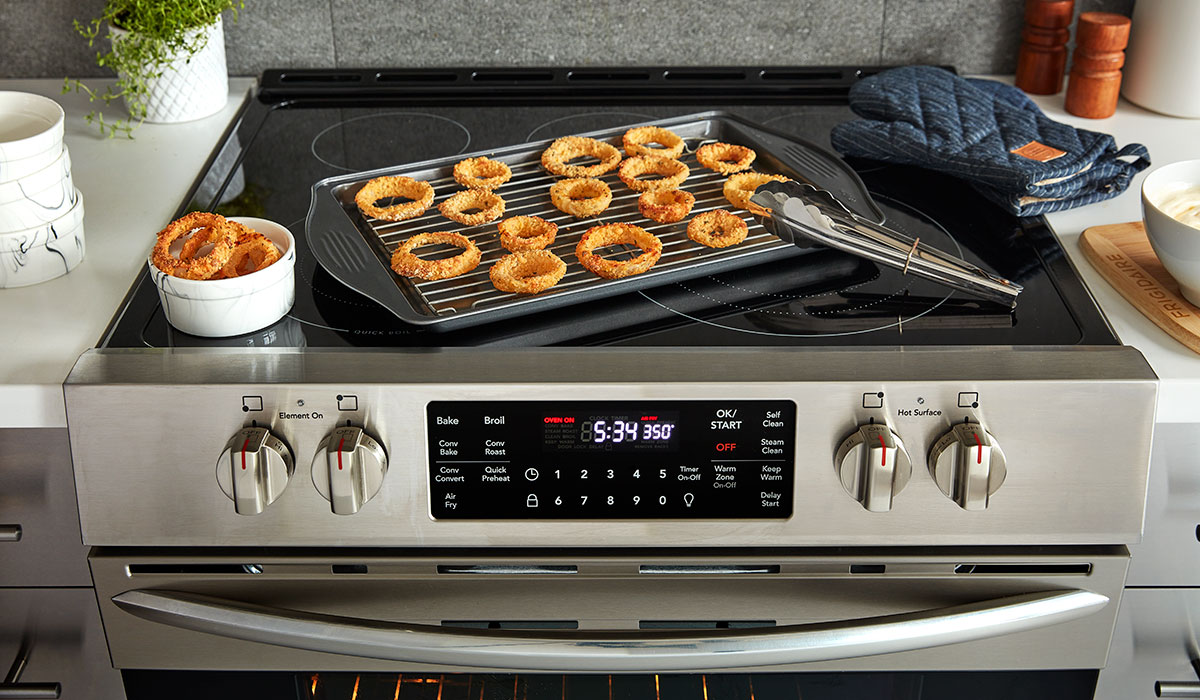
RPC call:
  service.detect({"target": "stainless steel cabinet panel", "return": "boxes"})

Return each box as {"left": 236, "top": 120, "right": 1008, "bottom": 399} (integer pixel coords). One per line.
{"left": 0, "top": 428, "right": 90, "bottom": 586}
{"left": 0, "top": 587, "right": 125, "bottom": 699}
{"left": 1095, "top": 587, "right": 1200, "bottom": 700}
{"left": 1128, "top": 423, "right": 1200, "bottom": 586}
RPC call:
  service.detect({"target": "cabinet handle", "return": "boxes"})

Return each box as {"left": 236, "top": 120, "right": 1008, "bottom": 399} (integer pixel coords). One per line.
{"left": 1158, "top": 681, "right": 1200, "bottom": 697}
{"left": 0, "top": 526, "right": 21, "bottom": 543}
{"left": 0, "top": 687, "right": 61, "bottom": 699}
{"left": 1, "top": 639, "right": 60, "bottom": 699}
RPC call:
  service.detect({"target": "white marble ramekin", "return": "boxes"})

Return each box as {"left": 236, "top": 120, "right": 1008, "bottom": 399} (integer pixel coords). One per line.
{"left": 147, "top": 216, "right": 296, "bottom": 337}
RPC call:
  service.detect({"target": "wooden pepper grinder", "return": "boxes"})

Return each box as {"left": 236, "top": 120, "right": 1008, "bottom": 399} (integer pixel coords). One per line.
{"left": 1015, "top": 0, "right": 1076, "bottom": 94}
{"left": 1065, "top": 12, "right": 1132, "bottom": 118}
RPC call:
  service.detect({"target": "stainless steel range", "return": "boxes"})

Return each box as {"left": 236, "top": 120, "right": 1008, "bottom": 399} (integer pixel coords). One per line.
{"left": 62, "top": 67, "right": 1158, "bottom": 700}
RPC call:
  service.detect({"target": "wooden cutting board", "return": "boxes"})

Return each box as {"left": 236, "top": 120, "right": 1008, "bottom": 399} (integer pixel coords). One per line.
{"left": 1079, "top": 221, "right": 1200, "bottom": 354}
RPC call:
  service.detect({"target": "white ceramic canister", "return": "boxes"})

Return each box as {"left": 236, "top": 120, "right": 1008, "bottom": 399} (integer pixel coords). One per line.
{"left": 1122, "top": 0, "right": 1200, "bottom": 118}
{"left": 0, "top": 146, "right": 76, "bottom": 233}
{"left": 110, "top": 16, "right": 228, "bottom": 124}
{"left": 0, "top": 192, "right": 85, "bottom": 288}
{"left": 0, "top": 91, "right": 65, "bottom": 182}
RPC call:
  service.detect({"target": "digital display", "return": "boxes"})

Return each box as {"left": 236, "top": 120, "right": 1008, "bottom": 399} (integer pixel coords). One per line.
{"left": 427, "top": 400, "right": 796, "bottom": 520}
{"left": 543, "top": 411, "right": 680, "bottom": 452}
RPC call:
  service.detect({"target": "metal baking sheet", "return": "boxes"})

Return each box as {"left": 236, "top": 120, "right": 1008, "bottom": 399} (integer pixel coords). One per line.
{"left": 306, "top": 111, "right": 883, "bottom": 331}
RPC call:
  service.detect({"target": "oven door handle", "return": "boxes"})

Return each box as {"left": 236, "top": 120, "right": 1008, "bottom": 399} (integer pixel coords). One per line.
{"left": 112, "top": 588, "right": 1108, "bottom": 671}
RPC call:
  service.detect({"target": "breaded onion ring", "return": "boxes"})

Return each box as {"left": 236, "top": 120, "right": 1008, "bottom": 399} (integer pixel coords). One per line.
{"left": 438, "top": 189, "right": 506, "bottom": 226}
{"left": 452, "top": 156, "right": 512, "bottom": 190}
{"left": 498, "top": 215, "right": 557, "bottom": 252}
{"left": 618, "top": 155, "right": 689, "bottom": 192}
{"left": 152, "top": 211, "right": 237, "bottom": 280}
{"left": 218, "top": 232, "right": 282, "bottom": 278}
{"left": 549, "top": 178, "right": 613, "bottom": 218}
{"left": 178, "top": 218, "right": 246, "bottom": 262}
{"left": 622, "top": 126, "right": 685, "bottom": 158}
{"left": 540, "top": 136, "right": 622, "bottom": 178}
{"left": 355, "top": 176, "right": 435, "bottom": 221}
{"left": 575, "top": 223, "right": 663, "bottom": 280}
{"left": 724, "top": 172, "right": 792, "bottom": 211}
{"left": 489, "top": 249, "right": 567, "bottom": 294}
{"left": 687, "top": 210, "right": 749, "bottom": 248}
{"left": 390, "top": 232, "right": 481, "bottom": 280}
{"left": 638, "top": 189, "right": 695, "bottom": 224}
{"left": 696, "top": 142, "right": 757, "bottom": 175}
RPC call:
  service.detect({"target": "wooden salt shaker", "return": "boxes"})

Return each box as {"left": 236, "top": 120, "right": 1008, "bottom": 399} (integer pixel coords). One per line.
{"left": 1065, "top": 12, "right": 1132, "bottom": 118}
{"left": 1015, "top": 0, "right": 1075, "bottom": 95}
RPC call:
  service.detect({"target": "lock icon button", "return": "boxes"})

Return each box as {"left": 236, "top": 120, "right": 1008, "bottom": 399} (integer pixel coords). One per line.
{"left": 526, "top": 494, "right": 539, "bottom": 508}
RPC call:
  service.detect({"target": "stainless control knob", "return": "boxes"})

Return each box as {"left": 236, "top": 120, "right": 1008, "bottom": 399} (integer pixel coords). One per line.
{"left": 216, "top": 427, "right": 294, "bottom": 515}
{"left": 311, "top": 425, "right": 388, "bottom": 515}
{"left": 834, "top": 423, "right": 912, "bottom": 512}
{"left": 928, "top": 422, "right": 1007, "bottom": 511}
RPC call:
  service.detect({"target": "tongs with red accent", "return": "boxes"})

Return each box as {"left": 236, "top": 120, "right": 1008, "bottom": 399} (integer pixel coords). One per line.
{"left": 750, "top": 180, "right": 1023, "bottom": 308}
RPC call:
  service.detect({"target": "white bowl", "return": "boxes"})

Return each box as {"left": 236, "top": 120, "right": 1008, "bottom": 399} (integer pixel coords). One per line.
{"left": 147, "top": 216, "right": 296, "bottom": 338}
{"left": 1142, "top": 159, "right": 1200, "bottom": 307}
{"left": 0, "top": 191, "right": 85, "bottom": 288}
{"left": 0, "top": 146, "right": 75, "bottom": 233}
{"left": 0, "top": 92, "right": 65, "bottom": 182}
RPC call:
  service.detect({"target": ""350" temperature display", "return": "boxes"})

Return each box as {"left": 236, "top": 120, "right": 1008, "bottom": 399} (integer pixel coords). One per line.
{"left": 580, "top": 419, "right": 676, "bottom": 444}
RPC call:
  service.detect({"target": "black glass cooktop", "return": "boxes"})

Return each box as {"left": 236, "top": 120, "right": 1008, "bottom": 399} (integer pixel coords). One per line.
{"left": 98, "top": 67, "right": 1117, "bottom": 349}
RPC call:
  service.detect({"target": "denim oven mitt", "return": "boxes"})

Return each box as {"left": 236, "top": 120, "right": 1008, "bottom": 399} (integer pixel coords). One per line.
{"left": 830, "top": 66, "right": 1150, "bottom": 216}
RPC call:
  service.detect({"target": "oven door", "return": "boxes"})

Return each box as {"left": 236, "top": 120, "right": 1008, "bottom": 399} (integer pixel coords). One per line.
{"left": 93, "top": 547, "right": 1125, "bottom": 698}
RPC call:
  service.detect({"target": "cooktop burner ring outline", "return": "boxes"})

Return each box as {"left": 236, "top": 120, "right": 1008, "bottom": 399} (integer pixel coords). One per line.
{"left": 636, "top": 192, "right": 959, "bottom": 337}
{"left": 524, "top": 111, "right": 658, "bottom": 142}
{"left": 290, "top": 218, "right": 427, "bottom": 336}
{"left": 310, "top": 111, "right": 473, "bottom": 173}
{"left": 690, "top": 273, "right": 908, "bottom": 318}
{"left": 638, "top": 289, "right": 928, "bottom": 338}
{"left": 668, "top": 277, "right": 911, "bottom": 318}
{"left": 291, "top": 214, "right": 383, "bottom": 310}
{"left": 702, "top": 269, "right": 881, "bottom": 303}
{"left": 760, "top": 110, "right": 889, "bottom": 176}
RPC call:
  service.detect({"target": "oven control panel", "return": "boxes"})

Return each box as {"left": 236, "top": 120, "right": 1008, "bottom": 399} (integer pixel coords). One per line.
{"left": 427, "top": 400, "right": 796, "bottom": 519}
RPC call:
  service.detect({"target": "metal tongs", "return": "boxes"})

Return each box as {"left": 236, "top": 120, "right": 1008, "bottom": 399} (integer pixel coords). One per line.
{"left": 750, "top": 181, "right": 1023, "bottom": 308}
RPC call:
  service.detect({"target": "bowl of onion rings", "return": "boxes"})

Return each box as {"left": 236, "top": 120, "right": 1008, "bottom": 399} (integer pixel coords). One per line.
{"left": 146, "top": 215, "right": 296, "bottom": 338}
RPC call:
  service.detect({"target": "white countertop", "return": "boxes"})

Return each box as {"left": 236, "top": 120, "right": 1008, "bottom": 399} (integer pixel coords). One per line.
{"left": 0, "top": 78, "right": 255, "bottom": 428}
{"left": 1024, "top": 93, "right": 1200, "bottom": 423}
{"left": 0, "top": 77, "right": 1198, "bottom": 428}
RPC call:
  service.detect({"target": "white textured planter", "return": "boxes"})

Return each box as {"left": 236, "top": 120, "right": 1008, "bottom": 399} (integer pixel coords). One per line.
{"left": 110, "top": 16, "right": 228, "bottom": 124}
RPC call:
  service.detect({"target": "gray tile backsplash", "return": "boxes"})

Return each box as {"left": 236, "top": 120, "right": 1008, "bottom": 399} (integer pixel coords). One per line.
{"left": 329, "top": 0, "right": 885, "bottom": 69}
{"left": 3, "top": 0, "right": 1138, "bottom": 80}
{"left": 881, "top": 0, "right": 1025, "bottom": 75}
{"left": 1, "top": 0, "right": 107, "bottom": 79}
{"left": 224, "top": 0, "right": 337, "bottom": 75}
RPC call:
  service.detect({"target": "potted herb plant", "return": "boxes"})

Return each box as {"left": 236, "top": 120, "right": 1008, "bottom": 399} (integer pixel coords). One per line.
{"left": 65, "top": 0, "right": 243, "bottom": 138}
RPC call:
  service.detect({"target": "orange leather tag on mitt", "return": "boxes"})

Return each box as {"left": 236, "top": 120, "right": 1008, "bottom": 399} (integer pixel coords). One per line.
{"left": 1011, "top": 140, "right": 1067, "bottom": 162}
